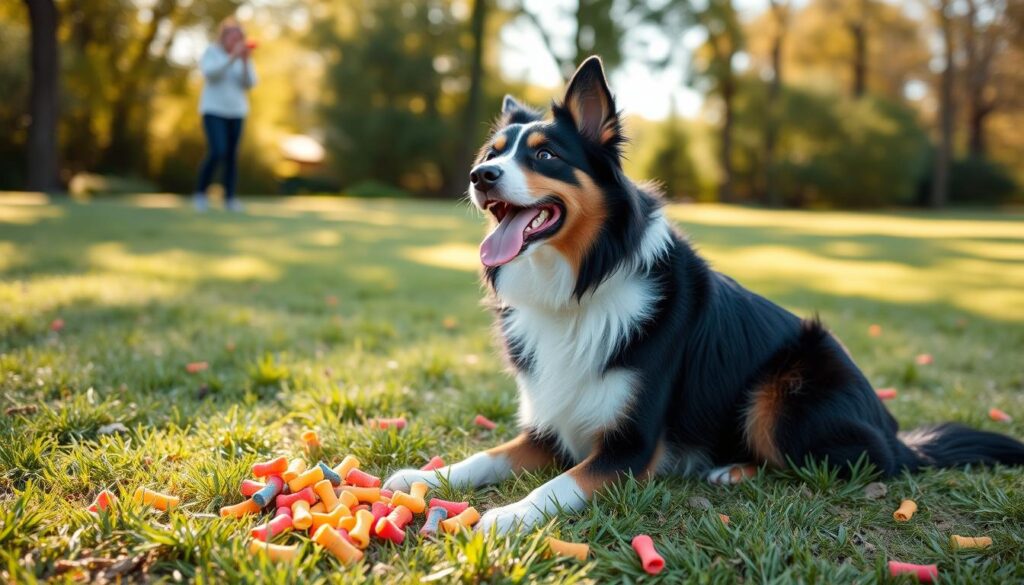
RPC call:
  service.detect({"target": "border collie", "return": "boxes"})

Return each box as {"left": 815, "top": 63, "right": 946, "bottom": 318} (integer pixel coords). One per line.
{"left": 385, "top": 56, "right": 1024, "bottom": 533}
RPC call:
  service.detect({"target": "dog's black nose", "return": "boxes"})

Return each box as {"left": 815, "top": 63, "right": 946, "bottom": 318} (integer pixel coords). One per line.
{"left": 470, "top": 164, "right": 503, "bottom": 192}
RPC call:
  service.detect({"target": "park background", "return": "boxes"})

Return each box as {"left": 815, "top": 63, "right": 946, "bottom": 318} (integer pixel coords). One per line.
{"left": 5, "top": 0, "right": 1024, "bottom": 208}
{"left": 2, "top": 1, "right": 1024, "bottom": 583}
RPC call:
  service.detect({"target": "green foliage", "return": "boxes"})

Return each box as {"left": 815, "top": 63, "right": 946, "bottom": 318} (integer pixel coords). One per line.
{"left": 734, "top": 80, "right": 930, "bottom": 207}
{"left": 643, "top": 114, "right": 702, "bottom": 200}
{"left": 316, "top": 0, "right": 463, "bottom": 195}
{"left": 917, "top": 155, "right": 1019, "bottom": 206}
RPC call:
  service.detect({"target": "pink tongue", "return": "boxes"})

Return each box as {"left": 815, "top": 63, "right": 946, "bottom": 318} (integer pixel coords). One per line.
{"left": 480, "top": 207, "right": 543, "bottom": 267}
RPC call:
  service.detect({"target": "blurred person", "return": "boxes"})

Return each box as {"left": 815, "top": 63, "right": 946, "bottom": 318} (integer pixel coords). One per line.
{"left": 193, "top": 17, "right": 257, "bottom": 212}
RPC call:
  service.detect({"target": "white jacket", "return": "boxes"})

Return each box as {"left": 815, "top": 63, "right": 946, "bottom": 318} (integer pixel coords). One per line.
{"left": 198, "top": 44, "right": 257, "bottom": 118}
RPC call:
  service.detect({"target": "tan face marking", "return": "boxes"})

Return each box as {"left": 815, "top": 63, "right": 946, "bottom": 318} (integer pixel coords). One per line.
{"left": 493, "top": 134, "right": 508, "bottom": 152}
{"left": 526, "top": 132, "right": 547, "bottom": 149}
{"left": 524, "top": 169, "right": 607, "bottom": 272}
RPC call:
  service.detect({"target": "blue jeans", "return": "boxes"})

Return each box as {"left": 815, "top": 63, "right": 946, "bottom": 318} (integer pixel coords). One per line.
{"left": 196, "top": 114, "right": 244, "bottom": 201}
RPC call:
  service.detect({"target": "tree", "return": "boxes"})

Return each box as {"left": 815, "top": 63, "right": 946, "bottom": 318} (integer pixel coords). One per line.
{"left": 515, "top": 0, "right": 636, "bottom": 80}
{"left": 448, "top": 0, "right": 489, "bottom": 197}
{"left": 23, "top": 0, "right": 60, "bottom": 191}
{"left": 645, "top": 106, "right": 701, "bottom": 200}
{"left": 761, "top": 0, "right": 790, "bottom": 206}
{"left": 931, "top": 0, "right": 955, "bottom": 208}
{"left": 961, "top": 0, "right": 1010, "bottom": 157}
{"left": 694, "top": 0, "right": 743, "bottom": 203}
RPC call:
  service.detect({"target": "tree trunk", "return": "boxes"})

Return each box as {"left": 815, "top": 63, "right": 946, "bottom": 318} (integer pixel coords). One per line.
{"left": 968, "top": 106, "right": 989, "bottom": 156}
{"left": 931, "top": 0, "right": 954, "bottom": 209}
{"left": 762, "top": 0, "right": 786, "bottom": 207}
{"left": 964, "top": 0, "right": 993, "bottom": 157}
{"left": 23, "top": 0, "right": 61, "bottom": 192}
{"left": 718, "top": 71, "right": 736, "bottom": 203}
{"left": 448, "top": 0, "right": 488, "bottom": 197}
{"left": 847, "top": 0, "right": 870, "bottom": 98}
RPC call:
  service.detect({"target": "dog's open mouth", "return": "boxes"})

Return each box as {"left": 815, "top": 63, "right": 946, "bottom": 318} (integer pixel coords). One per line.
{"left": 480, "top": 199, "right": 563, "bottom": 267}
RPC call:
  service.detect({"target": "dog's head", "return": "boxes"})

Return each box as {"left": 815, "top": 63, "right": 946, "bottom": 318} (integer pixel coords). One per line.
{"left": 469, "top": 57, "right": 656, "bottom": 306}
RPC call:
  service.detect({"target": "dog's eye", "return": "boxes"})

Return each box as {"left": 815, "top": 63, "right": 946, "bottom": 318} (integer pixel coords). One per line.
{"left": 536, "top": 149, "right": 556, "bottom": 160}
{"left": 485, "top": 150, "right": 497, "bottom": 161}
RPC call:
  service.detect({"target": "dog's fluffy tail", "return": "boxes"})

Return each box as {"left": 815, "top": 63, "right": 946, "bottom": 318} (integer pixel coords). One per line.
{"left": 897, "top": 423, "right": 1024, "bottom": 469}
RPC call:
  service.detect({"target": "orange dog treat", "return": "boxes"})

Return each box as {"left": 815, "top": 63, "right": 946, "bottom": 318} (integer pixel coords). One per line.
{"left": 287, "top": 465, "right": 324, "bottom": 493}
{"left": 888, "top": 560, "right": 937, "bottom": 582}
{"left": 868, "top": 324, "right": 882, "bottom": 337}
{"left": 473, "top": 414, "right": 497, "bottom": 430}
{"left": 950, "top": 535, "right": 992, "bottom": 549}
{"left": 252, "top": 455, "right": 288, "bottom": 477}
{"left": 421, "top": 456, "right": 445, "bottom": 471}
{"left": 390, "top": 481, "right": 428, "bottom": 514}
{"left": 339, "top": 486, "right": 381, "bottom": 503}
{"left": 546, "top": 536, "right": 589, "bottom": 561}
{"left": 440, "top": 506, "right": 480, "bottom": 533}
{"left": 989, "top": 408, "right": 1012, "bottom": 423}
{"left": 345, "top": 469, "right": 381, "bottom": 488}
{"left": 631, "top": 535, "right": 665, "bottom": 575}
{"left": 133, "top": 487, "right": 179, "bottom": 511}
{"left": 248, "top": 539, "right": 300, "bottom": 562}
{"left": 281, "top": 458, "right": 307, "bottom": 483}
{"left": 893, "top": 499, "right": 918, "bottom": 522}
{"left": 875, "top": 388, "right": 898, "bottom": 400}
{"left": 314, "top": 479, "right": 340, "bottom": 512}
{"left": 367, "top": 417, "right": 407, "bottom": 430}
{"left": 311, "top": 502, "right": 326, "bottom": 514}
{"left": 301, "top": 430, "right": 320, "bottom": 448}
{"left": 333, "top": 455, "right": 360, "bottom": 480}
{"left": 313, "top": 525, "right": 364, "bottom": 564}
{"left": 87, "top": 490, "right": 116, "bottom": 513}
{"left": 348, "top": 509, "right": 375, "bottom": 549}
{"left": 338, "top": 515, "right": 357, "bottom": 532}
{"left": 719, "top": 514, "right": 731, "bottom": 525}
{"left": 292, "top": 499, "right": 313, "bottom": 530}
{"left": 186, "top": 361, "right": 209, "bottom": 374}
{"left": 221, "top": 498, "right": 260, "bottom": 518}
{"left": 311, "top": 504, "right": 352, "bottom": 532}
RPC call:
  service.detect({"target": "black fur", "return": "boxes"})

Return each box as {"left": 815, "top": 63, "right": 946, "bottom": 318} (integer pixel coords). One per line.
{"left": 486, "top": 57, "right": 1024, "bottom": 480}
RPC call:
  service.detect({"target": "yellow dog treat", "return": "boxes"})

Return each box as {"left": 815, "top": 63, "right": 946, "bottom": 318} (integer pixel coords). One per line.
{"left": 314, "top": 479, "right": 340, "bottom": 512}
{"left": 311, "top": 504, "right": 352, "bottom": 532}
{"left": 546, "top": 536, "right": 589, "bottom": 561}
{"left": 950, "top": 535, "right": 992, "bottom": 550}
{"left": 441, "top": 506, "right": 480, "bottom": 533}
{"left": 248, "top": 539, "right": 300, "bottom": 562}
{"left": 282, "top": 458, "right": 307, "bottom": 483}
{"left": 133, "top": 487, "right": 180, "bottom": 511}
{"left": 893, "top": 499, "right": 918, "bottom": 522}
{"left": 338, "top": 515, "right": 357, "bottom": 532}
{"left": 288, "top": 465, "right": 324, "bottom": 493}
{"left": 335, "top": 489, "right": 359, "bottom": 510}
{"left": 313, "top": 525, "right": 364, "bottom": 564}
{"left": 339, "top": 486, "right": 381, "bottom": 503}
{"left": 348, "top": 509, "right": 375, "bottom": 549}
{"left": 310, "top": 502, "right": 326, "bottom": 514}
{"left": 391, "top": 481, "right": 429, "bottom": 514}
{"left": 333, "top": 455, "right": 360, "bottom": 480}
{"left": 292, "top": 500, "right": 313, "bottom": 530}
{"left": 221, "top": 498, "right": 260, "bottom": 518}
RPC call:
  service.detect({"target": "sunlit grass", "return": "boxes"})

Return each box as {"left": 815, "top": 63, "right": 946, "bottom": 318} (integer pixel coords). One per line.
{"left": 0, "top": 195, "right": 1022, "bottom": 582}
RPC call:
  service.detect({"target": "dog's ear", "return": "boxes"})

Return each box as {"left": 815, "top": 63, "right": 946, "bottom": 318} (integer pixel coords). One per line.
{"left": 562, "top": 56, "right": 620, "bottom": 147}
{"left": 502, "top": 94, "right": 524, "bottom": 114}
{"left": 500, "top": 94, "right": 541, "bottom": 125}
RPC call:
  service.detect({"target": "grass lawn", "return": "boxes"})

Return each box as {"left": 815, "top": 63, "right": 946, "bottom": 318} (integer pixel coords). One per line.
{"left": 1, "top": 194, "right": 1022, "bottom": 583}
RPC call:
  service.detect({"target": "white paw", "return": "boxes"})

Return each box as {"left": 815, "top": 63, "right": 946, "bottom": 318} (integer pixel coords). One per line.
{"left": 476, "top": 501, "right": 544, "bottom": 534}
{"left": 383, "top": 468, "right": 439, "bottom": 492}
{"left": 707, "top": 464, "right": 756, "bottom": 486}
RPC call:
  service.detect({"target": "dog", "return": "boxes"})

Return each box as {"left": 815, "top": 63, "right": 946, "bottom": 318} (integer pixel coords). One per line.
{"left": 384, "top": 56, "right": 1024, "bottom": 533}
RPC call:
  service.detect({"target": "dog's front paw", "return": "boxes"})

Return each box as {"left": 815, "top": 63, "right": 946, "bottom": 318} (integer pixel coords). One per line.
{"left": 383, "top": 468, "right": 438, "bottom": 492}
{"left": 476, "top": 501, "right": 544, "bottom": 534}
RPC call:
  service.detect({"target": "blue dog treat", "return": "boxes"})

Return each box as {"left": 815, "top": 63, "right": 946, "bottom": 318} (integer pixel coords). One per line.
{"left": 318, "top": 461, "right": 342, "bottom": 485}
{"left": 252, "top": 476, "right": 284, "bottom": 507}
{"left": 419, "top": 506, "right": 449, "bottom": 536}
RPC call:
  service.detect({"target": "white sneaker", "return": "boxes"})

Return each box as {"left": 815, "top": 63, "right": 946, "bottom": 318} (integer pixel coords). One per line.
{"left": 193, "top": 193, "right": 208, "bottom": 212}
{"left": 226, "top": 199, "right": 244, "bottom": 213}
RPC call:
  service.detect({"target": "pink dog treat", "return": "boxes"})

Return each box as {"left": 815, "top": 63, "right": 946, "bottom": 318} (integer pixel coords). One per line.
{"left": 631, "top": 535, "right": 665, "bottom": 575}
{"left": 473, "top": 414, "right": 497, "bottom": 430}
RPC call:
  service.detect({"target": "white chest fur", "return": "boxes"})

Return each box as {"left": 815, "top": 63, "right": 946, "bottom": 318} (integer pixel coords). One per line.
{"left": 501, "top": 265, "right": 661, "bottom": 461}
